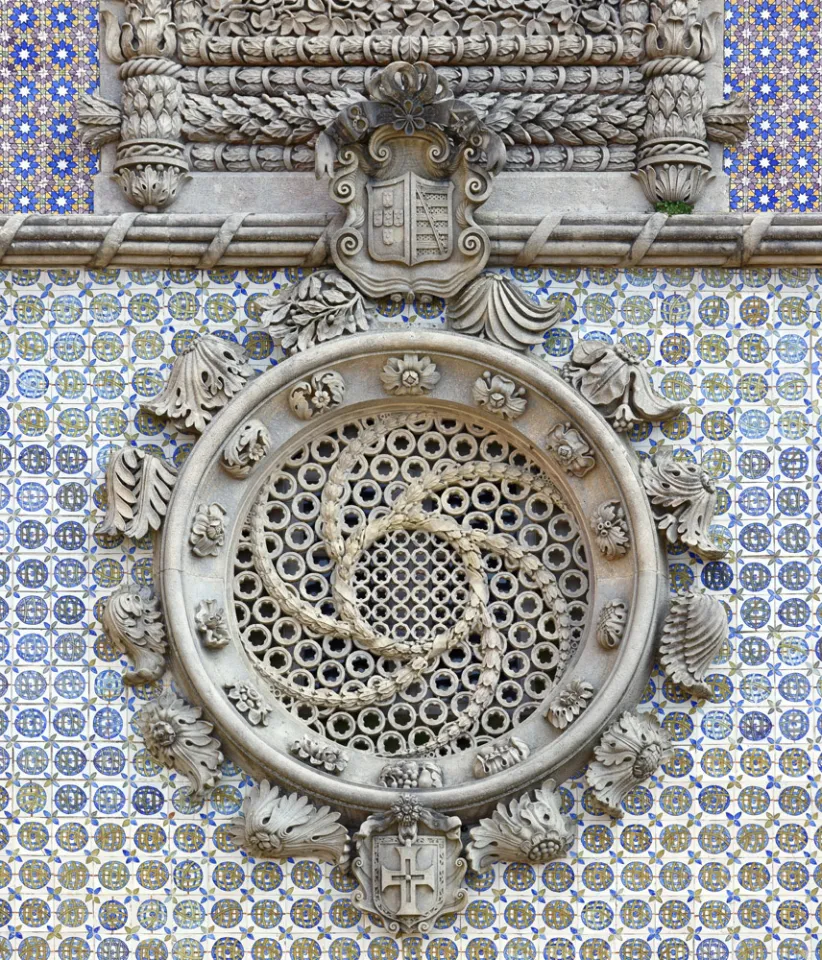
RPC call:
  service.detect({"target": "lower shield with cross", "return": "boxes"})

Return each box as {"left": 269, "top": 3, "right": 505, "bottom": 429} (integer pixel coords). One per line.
{"left": 352, "top": 798, "right": 468, "bottom": 934}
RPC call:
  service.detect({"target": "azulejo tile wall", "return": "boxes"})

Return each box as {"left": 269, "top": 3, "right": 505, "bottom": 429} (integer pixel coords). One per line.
{"left": 0, "top": 262, "right": 818, "bottom": 960}
{"left": 0, "top": 0, "right": 818, "bottom": 211}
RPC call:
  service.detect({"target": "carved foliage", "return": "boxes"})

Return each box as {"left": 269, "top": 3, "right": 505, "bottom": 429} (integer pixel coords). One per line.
{"left": 659, "top": 592, "right": 727, "bottom": 698}
{"left": 257, "top": 270, "right": 373, "bottom": 354}
{"left": 99, "top": 446, "right": 178, "bottom": 539}
{"left": 591, "top": 500, "right": 630, "bottom": 559}
{"left": 290, "top": 737, "right": 348, "bottom": 774}
{"left": 466, "top": 779, "right": 574, "bottom": 870}
{"left": 704, "top": 95, "right": 753, "bottom": 144}
{"left": 473, "top": 371, "right": 527, "bottom": 419}
{"left": 224, "top": 680, "right": 272, "bottom": 725}
{"left": 194, "top": 599, "right": 231, "bottom": 649}
{"left": 597, "top": 599, "right": 628, "bottom": 649}
{"left": 222, "top": 419, "right": 272, "bottom": 478}
{"left": 544, "top": 423, "right": 595, "bottom": 477}
{"left": 229, "top": 779, "right": 349, "bottom": 862}
{"left": 142, "top": 334, "right": 251, "bottom": 433}
{"left": 546, "top": 678, "right": 594, "bottom": 729}
{"left": 190, "top": 502, "right": 227, "bottom": 557}
{"left": 289, "top": 370, "right": 346, "bottom": 420}
{"left": 563, "top": 340, "right": 684, "bottom": 431}
{"left": 448, "top": 273, "right": 561, "bottom": 351}
{"left": 137, "top": 688, "right": 224, "bottom": 797}
{"left": 77, "top": 92, "right": 122, "bottom": 148}
{"left": 381, "top": 356, "right": 440, "bottom": 396}
{"left": 586, "top": 710, "right": 671, "bottom": 814}
{"left": 102, "top": 583, "right": 167, "bottom": 685}
{"left": 640, "top": 447, "right": 727, "bottom": 559}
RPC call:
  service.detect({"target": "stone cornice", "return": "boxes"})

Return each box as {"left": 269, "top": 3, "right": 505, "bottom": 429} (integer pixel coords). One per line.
{"left": 0, "top": 211, "right": 814, "bottom": 268}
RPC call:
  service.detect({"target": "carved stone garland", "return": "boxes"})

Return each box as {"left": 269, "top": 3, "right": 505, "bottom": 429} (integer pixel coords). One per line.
{"left": 100, "top": 318, "right": 730, "bottom": 933}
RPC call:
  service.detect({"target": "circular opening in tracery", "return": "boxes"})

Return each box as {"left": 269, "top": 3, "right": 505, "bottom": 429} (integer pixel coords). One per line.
{"left": 233, "top": 411, "right": 590, "bottom": 757}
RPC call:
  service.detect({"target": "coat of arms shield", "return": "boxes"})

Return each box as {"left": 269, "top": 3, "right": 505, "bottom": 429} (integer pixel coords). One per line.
{"left": 367, "top": 174, "right": 454, "bottom": 266}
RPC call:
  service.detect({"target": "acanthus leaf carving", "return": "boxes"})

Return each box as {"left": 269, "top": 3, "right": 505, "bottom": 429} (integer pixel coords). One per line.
{"left": 586, "top": 710, "right": 671, "bottom": 815}
{"left": 659, "top": 591, "right": 727, "bottom": 699}
{"left": 137, "top": 688, "right": 224, "bottom": 797}
{"left": 289, "top": 370, "right": 346, "bottom": 420}
{"left": 229, "top": 779, "right": 350, "bottom": 863}
{"left": 142, "top": 333, "right": 252, "bottom": 433}
{"left": 640, "top": 447, "right": 727, "bottom": 559}
{"left": 448, "top": 273, "right": 562, "bottom": 351}
{"left": 465, "top": 779, "right": 574, "bottom": 870}
{"left": 562, "top": 340, "right": 684, "bottom": 431}
{"left": 102, "top": 583, "right": 167, "bottom": 685}
{"left": 99, "top": 446, "right": 178, "bottom": 539}
{"left": 222, "top": 419, "right": 272, "bottom": 479}
{"left": 257, "top": 270, "right": 374, "bottom": 354}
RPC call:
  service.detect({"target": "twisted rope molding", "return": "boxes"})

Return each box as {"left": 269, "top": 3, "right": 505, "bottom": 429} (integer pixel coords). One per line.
{"left": 0, "top": 211, "right": 811, "bottom": 267}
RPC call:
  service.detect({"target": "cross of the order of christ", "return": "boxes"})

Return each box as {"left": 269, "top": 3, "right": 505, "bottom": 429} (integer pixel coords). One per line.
{"left": 380, "top": 842, "right": 437, "bottom": 917}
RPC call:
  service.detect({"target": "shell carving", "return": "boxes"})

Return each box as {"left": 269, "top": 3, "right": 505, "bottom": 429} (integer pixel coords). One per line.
{"left": 659, "top": 592, "right": 728, "bottom": 699}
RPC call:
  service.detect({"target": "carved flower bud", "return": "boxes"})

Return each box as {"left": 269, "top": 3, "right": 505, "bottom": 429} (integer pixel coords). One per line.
{"left": 632, "top": 743, "right": 663, "bottom": 780}
{"left": 528, "top": 835, "right": 564, "bottom": 861}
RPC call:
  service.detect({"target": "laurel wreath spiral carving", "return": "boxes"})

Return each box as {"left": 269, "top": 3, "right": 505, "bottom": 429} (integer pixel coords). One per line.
{"left": 232, "top": 410, "right": 587, "bottom": 758}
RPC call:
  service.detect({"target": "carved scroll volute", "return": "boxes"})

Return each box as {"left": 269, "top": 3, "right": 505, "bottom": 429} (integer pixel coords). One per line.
{"left": 315, "top": 61, "right": 506, "bottom": 301}
{"left": 101, "top": 0, "right": 190, "bottom": 211}
{"left": 634, "top": 0, "right": 718, "bottom": 209}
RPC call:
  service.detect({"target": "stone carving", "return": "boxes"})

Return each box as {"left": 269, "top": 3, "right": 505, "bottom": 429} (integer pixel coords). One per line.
{"left": 77, "top": 92, "right": 122, "bottom": 148}
{"left": 190, "top": 502, "right": 227, "bottom": 557}
{"left": 596, "top": 599, "right": 628, "bottom": 649}
{"left": 137, "top": 688, "right": 224, "bottom": 796}
{"left": 563, "top": 341, "right": 684, "bottom": 432}
{"left": 196, "top": 0, "right": 624, "bottom": 41}
{"left": 379, "top": 760, "right": 443, "bottom": 789}
{"left": 473, "top": 737, "right": 530, "bottom": 778}
{"left": 229, "top": 780, "right": 350, "bottom": 863}
{"left": 316, "top": 61, "right": 505, "bottom": 300}
{"left": 143, "top": 334, "right": 251, "bottom": 433}
{"left": 703, "top": 95, "right": 753, "bottom": 144}
{"left": 289, "top": 370, "right": 346, "bottom": 420}
{"left": 640, "top": 447, "right": 727, "bottom": 559}
{"left": 352, "top": 797, "right": 467, "bottom": 934}
{"left": 99, "top": 446, "right": 178, "bottom": 539}
{"left": 222, "top": 419, "right": 272, "bottom": 479}
{"left": 544, "top": 423, "right": 595, "bottom": 477}
{"left": 291, "top": 737, "right": 348, "bottom": 774}
{"left": 258, "top": 270, "right": 374, "bottom": 354}
{"left": 586, "top": 710, "right": 671, "bottom": 814}
{"left": 448, "top": 273, "right": 562, "bottom": 351}
{"left": 635, "top": 0, "right": 718, "bottom": 209}
{"left": 466, "top": 779, "right": 574, "bottom": 870}
{"left": 472, "top": 371, "right": 527, "bottom": 419}
{"left": 546, "top": 678, "right": 594, "bottom": 729}
{"left": 591, "top": 500, "right": 630, "bottom": 559}
{"left": 659, "top": 591, "right": 727, "bottom": 699}
{"left": 380, "top": 355, "right": 440, "bottom": 396}
{"left": 194, "top": 599, "right": 231, "bottom": 649}
{"left": 98, "top": 0, "right": 189, "bottom": 209}
{"left": 102, "top": 584, "right": 167, "bottom": 685}
{"left": 224, "top": 680, "right": 272, "bottom": 725}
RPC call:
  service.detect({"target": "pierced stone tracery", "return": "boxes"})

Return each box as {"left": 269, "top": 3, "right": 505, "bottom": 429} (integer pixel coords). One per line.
{"left": 232, "top": 410, "right": 590, "bottom": 758}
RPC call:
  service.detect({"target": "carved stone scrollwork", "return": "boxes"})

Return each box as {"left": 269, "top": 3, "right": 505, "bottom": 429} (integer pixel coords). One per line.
{"left": 97, "top": 0, "right": 190, "bottom": 210}
{"left": 466, "top": 779, "right": 574, "bottom": 870}
{"left": 659, "top": 591, "right": 727, "bottom": 698}
{"left": 586, "top": 710, "right": 671, "bottom": 814}
{"left": 229, "top": 780, "right": 350, "bottom": 862}
{"left": 315, "top": 61, "right": 505, "bottom": 300}
{"left": 562, "top": 340, "right": 684, "bottom": 431}
{"left": 640, "top": 447, "right": 727, "bottom": 559}
{"left": 597, "top": 599, "right": 628, "bottom": 649}
{"left": 142, "top": 333, "right": 251, "bottom": 433}
{"left": 352, "top": 798, "right": 467, "bottom": 934}
{"left": 137, "top": 688, "right": 224, "bottom": 796}
{"left": 102, "top": 583, "right": 167, "bottom": 685}
{"left": 99, "top": 446, "right": 178, "bottom": 539}
{"left": 447, "top": 273, "right": 562, "bottom": 351}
